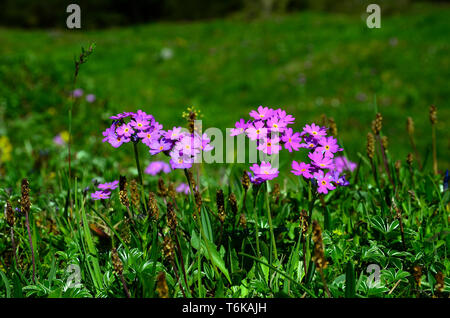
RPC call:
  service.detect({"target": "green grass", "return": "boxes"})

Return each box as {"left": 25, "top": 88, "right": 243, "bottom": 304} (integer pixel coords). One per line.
{"left": 0, "top": 3, "right": 448, "bottom": 169}
{"left": 0, "top": 3, "right": 449, "bottom": 299}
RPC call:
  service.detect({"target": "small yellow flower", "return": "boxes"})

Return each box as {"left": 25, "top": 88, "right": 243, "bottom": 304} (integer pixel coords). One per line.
{"left": 60, "top": 131, "right": 70, "bottom": 143}
{"left": 48, "top": 107, "right": 56, "bottom": 116}
{"left": 0, "top": 135, "right": 12, "bottom": 163}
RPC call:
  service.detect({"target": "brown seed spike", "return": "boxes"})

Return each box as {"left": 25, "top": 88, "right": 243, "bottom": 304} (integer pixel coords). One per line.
{"left": 381, "top": 136, "right": 388, "bottom": 150}
{"left": 162, "top": 235, "right": 175, "bottom": 262}
{"left": 271, "top": 183, "right": 280, "bottom": 203}
{"left": 156, "top": 272, "right": 169, "bottom": 298}
{"left": 299, "top": 210, "right": 308, "bottom": 235}
{"left": 228, "top": 193, "right": 238, "bottom": 216}
{"left": 157, "top": 177, "right": 168, "bottom": 197}
{"left": 239, "top": 213, "right": 247, "bottom": 228}
{"left": 119, "top": 176, "right": 129, "bottom": 208}
{"left": 241, "top": 170, "right": 250, "bottom": 191}
{"left": 434, "top": 272, "right": 444, "bottom": 294}
{"left": 193, "top": 190, "right": 202, "bottom": 219}
{"left": 407, "top": 117, "right": 414, "bottom": 136}
{"left": 216, "top": 189, "right": 225, "bottom": 223}
{"left": 5, "top": 201, "right": 15, "bottom": 227}
{"left": 130, "top": 179, "right": 140, "bottom": 210}
{"left": 328, "top": 117, "right": 337, "bottom": 136}
{"left": 148, "top": 192, "right": 160, "bottom": 220}
{"left": 166, "top": 202, "right": 177, "bottom": 231}
{"left": 429, "top": 105, "right": 437, "bottom": 125}
{"left": 111, "top": 248, "right": 123, "bottom": 275}
{"left": 168, "top": 182, "right": 176, "bottom": 201}
{"left": 407, "top": 153, "right": 414, "bottom": 167}
{"left": 372, "top": 113, "right": 383, "bottom": 135}
{"left": 21, "top": 179, "right": 31, "bottom": 214}
{"left": 412, "top": 266, "right": 422, "bottom": 287}
{"left": 311, "top": 220, "right": 328, "bottom": 270}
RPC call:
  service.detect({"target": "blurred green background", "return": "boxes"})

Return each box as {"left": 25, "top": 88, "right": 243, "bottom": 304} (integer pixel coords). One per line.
{"left": 0, "top": 0, "right": 448, "bottom": 178}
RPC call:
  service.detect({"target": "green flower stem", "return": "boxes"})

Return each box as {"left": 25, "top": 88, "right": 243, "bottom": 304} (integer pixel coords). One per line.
{"left": 265, "top": 182, "right": 278, "bottom": 261}
{"left": 25, "top": 210, "right": 36, "bottom": 284}
{"left": 133, "top": 142, "right": 143, "bottom": 187}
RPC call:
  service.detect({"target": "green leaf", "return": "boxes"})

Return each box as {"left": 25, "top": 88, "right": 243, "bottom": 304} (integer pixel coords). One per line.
{"left": 345, "top": 261, "right": 356, "bottom": 298}
{"left": 0, "top": 270, "right": 11, "bottom": 298}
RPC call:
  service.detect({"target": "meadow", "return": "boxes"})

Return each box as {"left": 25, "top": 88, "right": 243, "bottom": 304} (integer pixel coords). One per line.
{"left": 0, "top": 3, "right": 448, "bottom": 298}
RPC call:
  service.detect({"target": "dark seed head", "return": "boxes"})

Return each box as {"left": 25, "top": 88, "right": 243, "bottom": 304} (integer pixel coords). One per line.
{"left": 20, "top": 178, "right": 31, "bottom": 214}
{"left": 216, "top": 189, "right": 225, "bottom": 223}
{"left": 5, "top": 201, "right": 14, "bottom": 227}
{"left": 156, "top": 272, "right": 169, "bottom": 298}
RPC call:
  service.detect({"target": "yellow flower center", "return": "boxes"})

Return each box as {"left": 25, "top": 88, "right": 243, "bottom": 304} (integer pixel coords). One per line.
{"left": 321, "top": 180, "right": 326, "bottom": 185}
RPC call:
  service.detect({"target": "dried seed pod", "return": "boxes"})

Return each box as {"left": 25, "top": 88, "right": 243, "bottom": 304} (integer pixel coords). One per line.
{"left": 166, "top": 202, "right": 177, "bottom": 231}
{"left": 162, "top": 235, "right": 175, "bottom": 262}
{"left": 119, "top": 176, "right": 130, "bottom": 208}
{"left": 228, "top": 193, "right": 238, "bottom": 217}
{"left": 156, "top": 271, "right": 169, "bottom": 298}
{"left": 372, "top": 113, "right": 382, "bottom": 135}
{"left": 366, "top": 132, "right": 375, "bottom": 160}
{"left": 5, "top": 201, "right": 14, "bottom": 227}
{"left": 148, "top": 192, "right": 160, "bottom": 220}
{"left": 241, "top": 170, "right": 250, "bottom": 191}
{"left": 216, "top": 189, "right": 225, "bottom": 223}
{"left": 111, "top": 248, "right": 123, "bottom": 275}
{"left": 429, "top": 105, "right": 437, "bottom": 125}
{"left": 130, "top": 179, "right": 140, "bottom": 210}
{"left": 157, "top": 177, "right": 168, "bottom": 198}
{"left": 21, "top": 179, "right": 31, "bottom": 214}
{"left": 311, "top": 220, "right": 328, "bottom": 269}
{"left": 239, "top": 213, "right": 247, "bottom": 228}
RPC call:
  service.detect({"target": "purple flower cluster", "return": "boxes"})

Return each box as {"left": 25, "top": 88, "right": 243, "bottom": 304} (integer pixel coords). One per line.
{"left": 145, "top": 161, "right": 171, "bottom": 175}
{"left": 231, "top": 106, "right": 298, "bottom": 155}
{"left": 176, "top": 183, "right": 190, "bottom": 195}
{"left": 102, "top": 110, "right": 214, "bottom": 170}
{"left": 71, "top": 88, "right": 96, "bottom": 103}
{"left": 102, "top": 110, "right": 161, "bottom": 148}
{"left": 247, "top": 161, "right": 279, "bottom": 185}
{"left": 168, "top": 131, "right": 213, "bottom": 169}
{"left": 90, "top": 180, "right": 119, "bottom": 200}
{"left": 291, "top": 123, "right": 349, "bottom": 194}
{"left": 231, "top": 106, "right": 300, "bottom": 184}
